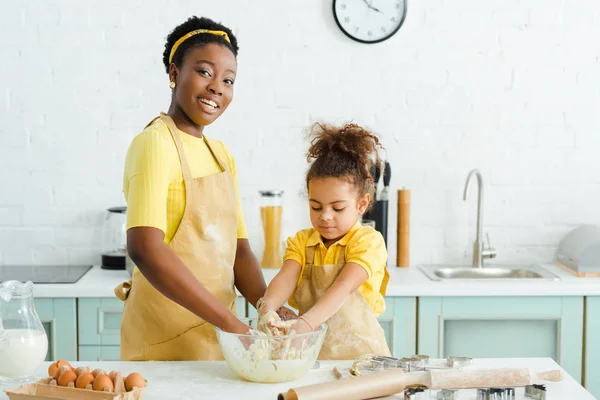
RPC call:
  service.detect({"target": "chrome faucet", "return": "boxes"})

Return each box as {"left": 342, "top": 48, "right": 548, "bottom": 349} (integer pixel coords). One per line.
{"left": 463, "top": 169, "right": 496, "bottom": 268}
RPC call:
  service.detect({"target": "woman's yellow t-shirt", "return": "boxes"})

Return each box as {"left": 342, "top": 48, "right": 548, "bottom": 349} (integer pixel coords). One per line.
{"left": 283, "top": 221, "right": 389, "bottom": 316}
{"left": 123, "top": 118, "right": 247, "bottom": 243}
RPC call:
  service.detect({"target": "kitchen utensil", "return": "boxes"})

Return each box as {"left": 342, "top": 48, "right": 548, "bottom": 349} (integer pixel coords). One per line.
{"left": 447, "top": 356, "right": 474, "bottom": 368}
{"left": 555, "top": 225, "right": 600, "bottom": 276}
{"left": 525, "top": 384, "right": 547, "bottom": 399}
{"left": 397, "top": 188, "right": 411, "bottom": 267}
{"left": 101, "top": 207, "right": 127, "bottom": 270}
{"left": 0, "top": 281, "right": 48, "bottom": 384}
{"left": 477, "top": 387, "right": 515, "bottom": 399}
{"left": 363, "top": 162, "right": 389, "bottom": 245}
{"left": 259, "top": 190, "right": 284, "bottom": 269}
{"left": 215, "top": 318, "right": 326, "bottom": 383}
{"left": 350, "top": 354, "right": 469, "bottom": 376}
{"left": 278, "top": 367, "right": 562, "bottom": 400}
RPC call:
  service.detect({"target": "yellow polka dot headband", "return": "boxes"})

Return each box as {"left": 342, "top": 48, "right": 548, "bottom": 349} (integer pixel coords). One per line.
{"left": 169, "top": 29, "right": 231, "bottom": 64}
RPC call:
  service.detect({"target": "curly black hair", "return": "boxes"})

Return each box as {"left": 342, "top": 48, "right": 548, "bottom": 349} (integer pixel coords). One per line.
{"left": 162, "top": 16, "right": 239, "bottom": 74}
{"left": 306, "top": 122, "right": 384, "bottom": 203}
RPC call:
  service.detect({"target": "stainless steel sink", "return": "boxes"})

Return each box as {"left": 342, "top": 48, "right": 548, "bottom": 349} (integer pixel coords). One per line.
{"left": 419, "top": 264, "right": 560, "bottom": 281}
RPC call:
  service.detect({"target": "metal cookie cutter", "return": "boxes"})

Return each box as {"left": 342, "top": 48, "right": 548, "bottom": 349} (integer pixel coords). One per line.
{"left": 350, "top": 354, "right": 431, "bottom": 376}
{"left": 525, "top": 384, "right": 547, "bottom": 400}
{"left": 446, "top": 356, "right": 473, "bottom": 368}
{"left": 436, "top": 389, "right": 460, "bottom": 399}
{"left": 476, "top": 388, "right": 516, "bottom": 400}
{"left": 404, "top": 387, "right": 427, "bottom": 399}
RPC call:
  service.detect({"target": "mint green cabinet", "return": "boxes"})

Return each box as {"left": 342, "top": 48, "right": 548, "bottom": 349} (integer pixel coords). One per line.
{"left": 585, "top": 296, "right": 600, "bottom": 398}
{"left": 34, "top": 298, "right": 77, "bottom": 361}
{"left": 418, "top": 296, "right": 584, "bottom": 382}
{"left": 380, "top": 297, "right": 417, "bottom": 358}
{"left": 78, "top": 345, "right": 121, "bottom": 361}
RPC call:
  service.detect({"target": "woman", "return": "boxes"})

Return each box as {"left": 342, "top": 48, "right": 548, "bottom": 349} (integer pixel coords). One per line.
{"left": 115, "top": 16, "right": 294, "bottom": 361}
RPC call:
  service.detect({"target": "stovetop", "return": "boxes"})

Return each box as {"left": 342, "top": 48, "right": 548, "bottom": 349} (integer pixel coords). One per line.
{"left": 0, "top": 265, "right": 93, "bottom": 284}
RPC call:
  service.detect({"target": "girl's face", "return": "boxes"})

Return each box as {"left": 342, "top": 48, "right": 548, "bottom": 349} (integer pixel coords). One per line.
{"left": 308, "top": 177, "right": 370, "bottom": 244}
{"left": 169, "top": 43, "right": 237, "bottom": 127}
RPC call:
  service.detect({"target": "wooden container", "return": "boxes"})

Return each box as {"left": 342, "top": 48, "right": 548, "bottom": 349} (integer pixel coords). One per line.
{"left": 396, "top": 189, "right": 411, "bottom": 267}
{"left": 5, "top": 376, "right": 146, "bottom": 400}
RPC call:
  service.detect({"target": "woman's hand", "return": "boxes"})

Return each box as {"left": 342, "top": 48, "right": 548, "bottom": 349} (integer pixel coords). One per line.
{"left": 221, "top": 318, "right": 251, "bottom": 335}
{"left": 276, "top": 305, "right": 298, "bottom": 321}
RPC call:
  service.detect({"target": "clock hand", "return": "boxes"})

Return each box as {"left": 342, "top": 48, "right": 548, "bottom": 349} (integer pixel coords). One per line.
{"left": 368, "top": 0, "right": 382, "bottom": 12}
{"left": 361, "top": 0, "right": 382, "bottom": 12}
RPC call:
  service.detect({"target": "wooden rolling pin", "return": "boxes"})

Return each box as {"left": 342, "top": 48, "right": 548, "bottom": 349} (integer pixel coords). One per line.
{"left": 278, "top": 368, "right": 563, "bottom": 400}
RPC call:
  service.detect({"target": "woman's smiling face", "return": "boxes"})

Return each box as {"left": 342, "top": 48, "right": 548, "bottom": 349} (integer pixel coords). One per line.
{"left": 170, "top": 43, "right": 237, "bottom": 127}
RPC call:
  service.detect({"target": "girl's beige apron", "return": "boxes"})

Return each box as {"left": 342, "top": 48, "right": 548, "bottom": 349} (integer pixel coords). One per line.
{"left": 115, "top": 113, "right": 238, "bottom": 361}
{"left": 293, "top": 246, "right": 391, "bottom": 360}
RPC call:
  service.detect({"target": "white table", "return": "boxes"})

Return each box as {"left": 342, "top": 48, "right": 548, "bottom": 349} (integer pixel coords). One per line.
{"left": 0, "top": 358, "right": 595, "bottom": 399}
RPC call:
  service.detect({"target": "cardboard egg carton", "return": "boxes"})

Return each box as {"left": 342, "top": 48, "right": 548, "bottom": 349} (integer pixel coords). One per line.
{"left": 4, "top": 371, "right": 146, "bottom": 400}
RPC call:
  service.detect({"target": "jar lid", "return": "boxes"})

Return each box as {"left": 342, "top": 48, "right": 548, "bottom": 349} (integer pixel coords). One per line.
{"left": 108, "top": 206, "right": 127, "bottom": 214}
{"left": 259, "top": 190, "right": 284, "bottom": 197}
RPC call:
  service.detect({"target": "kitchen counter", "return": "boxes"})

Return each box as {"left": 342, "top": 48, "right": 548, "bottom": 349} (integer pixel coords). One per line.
{"left": 0, "top": 358, "right": 594, "bottom": 399}
{"left": 30, "top": 264, "right": 600, "bottom": 298}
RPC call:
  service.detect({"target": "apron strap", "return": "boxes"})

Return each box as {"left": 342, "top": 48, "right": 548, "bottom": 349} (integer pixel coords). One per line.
{"left": 305, "top": 246, "right": 316, "bottom": 265}
{"left": 202, "top": 136, "right": 228, "bottom": 173}
{"left": 338, "top": 247, "right": 347, "bottom": 265}
{"left": 159, "top": 113, "right": 194, "bottom": 183}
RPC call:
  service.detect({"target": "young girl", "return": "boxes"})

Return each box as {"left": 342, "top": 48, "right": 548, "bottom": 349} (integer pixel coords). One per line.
{"left": 257, "top": 122, "right": 391, "bottom": 360}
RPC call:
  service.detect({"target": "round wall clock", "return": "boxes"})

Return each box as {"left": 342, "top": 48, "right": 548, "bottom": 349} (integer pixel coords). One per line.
{"left": 333, "top": 0, "right": 407, "bottom": 44}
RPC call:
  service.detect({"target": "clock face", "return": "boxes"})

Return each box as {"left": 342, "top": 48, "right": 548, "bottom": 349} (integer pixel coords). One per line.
{"left": 333, "top": 0, "right": 407, "bottom": 44}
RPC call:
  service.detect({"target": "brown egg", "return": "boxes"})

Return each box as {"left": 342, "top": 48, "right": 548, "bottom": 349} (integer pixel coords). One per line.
{"left": 47, "top": 362, "right": 59, "bottom": 377}
{"left": 57, "top": 369, "right": 77, "bottom": 387}
{"left": 74, "top": 366, "right": 90, "bottom": 377}
{"left": 91, "top": 369, "right": 106, "bottom": 378}
{"left": 75, "top": 372, "right": 95, "bottom": 389}
{"left": 108, "top": 370, "right": 119, "bottom": 384}
{"left": 93, "top": 374, "right": 114, "bottom": 392}
{"left": 49, "top": 361, "right": 72, "bottom": 378}
{"left": 53, "top": 365, "right": 71, "bottom": 380}
{"left": 124, "top": 372, "right": 146, "bottom": 391}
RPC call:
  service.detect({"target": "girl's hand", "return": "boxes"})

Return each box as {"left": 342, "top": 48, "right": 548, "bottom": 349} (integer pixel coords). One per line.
{"left": 273, "top": 317, "right": 313, "bottom": 336}
{"left": 258, "top": 309, "right": 281, "bottom": 335}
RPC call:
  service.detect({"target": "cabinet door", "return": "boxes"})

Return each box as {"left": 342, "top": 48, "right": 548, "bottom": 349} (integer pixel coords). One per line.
{"left": 585, "top": 296, "right": 600, "bottom": 398}
{"left": 418, "top": 296, "right": 584, "bottom": 382}
{"left": 34, "top": 298, "right": 77, "bottom": 362}
{"left": 78, "top": 345, "right": 121, "bottom": 361}
{"left": 236, "top": 296, "right": 246, "bottom": 318}
{"left": 379, "top": 297, "right": 416, "bottom": 358}
{"left": 78, "top": 298, "right": 123, "bottom": 346}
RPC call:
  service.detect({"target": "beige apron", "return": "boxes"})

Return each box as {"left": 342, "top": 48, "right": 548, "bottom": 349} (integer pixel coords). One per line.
{"left": 115, "top": 113, "right": 238, "bottom": 361}
{"left": 293, "top": 246, "right": 391, "bottom": 360}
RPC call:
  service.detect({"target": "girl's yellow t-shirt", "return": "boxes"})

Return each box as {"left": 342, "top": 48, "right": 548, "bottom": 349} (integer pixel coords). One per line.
{"left": 283, "top": 222, "right": 389, "bottom": 316}
{"left": 123, "top": 118, "right": 247, "bottom": 243}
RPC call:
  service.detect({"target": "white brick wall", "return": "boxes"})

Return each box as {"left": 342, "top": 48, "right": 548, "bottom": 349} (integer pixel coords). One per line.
{"left": 1, "top": 0, "right": 599, "bottom": 266}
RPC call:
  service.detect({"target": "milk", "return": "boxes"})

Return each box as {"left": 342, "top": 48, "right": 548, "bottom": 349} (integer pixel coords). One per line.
{"left": 0, "top": 329, "right": 48, "bottom": 379}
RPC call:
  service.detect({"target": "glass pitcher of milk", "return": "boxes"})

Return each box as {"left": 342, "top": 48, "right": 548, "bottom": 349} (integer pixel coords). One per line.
{"left": 0, "top": 280, "right": 48, "bottom": 384}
